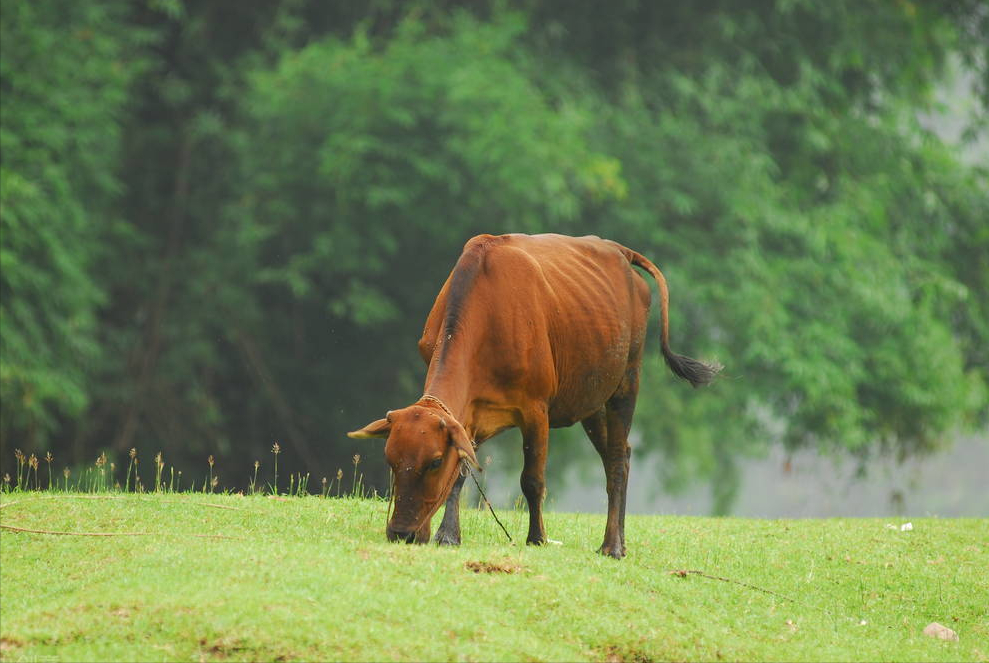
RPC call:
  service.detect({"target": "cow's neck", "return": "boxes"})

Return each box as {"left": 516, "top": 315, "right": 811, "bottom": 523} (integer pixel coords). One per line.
{"left": 421, "top": 346, "right": 476, "bottom": 435}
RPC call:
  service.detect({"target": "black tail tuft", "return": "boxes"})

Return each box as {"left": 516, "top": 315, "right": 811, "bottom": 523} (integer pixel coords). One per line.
{"left": 663, "top": 350, "right": 723, "bottom": 388}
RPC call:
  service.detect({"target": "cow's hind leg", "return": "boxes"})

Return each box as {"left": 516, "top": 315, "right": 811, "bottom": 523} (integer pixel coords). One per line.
{"left": 581, "top": 408, "right": 615, "bottom": 556}
{"left": 435, "top": 473, "right": 466, "bottom": 546}
{"left": 580, "top": 408, "right": 608, "bottom": 461}
{"left": 598, "top": 368, "right": 640, "bottom": 559}
{"left": 520, "top": 411, "right": 550, "bottom": 545}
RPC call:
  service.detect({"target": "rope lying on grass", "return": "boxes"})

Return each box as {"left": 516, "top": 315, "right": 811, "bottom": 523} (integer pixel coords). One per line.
{"left": 666, "top": 568, "right": 797, "bottom": 603}
{"left": 0, "top": 495, "right": 248, "bottom": 539}
{"left": 1, "top": 524, "right": 145, "bottom": 536}
{"left": 662, "top": 566, "right": 871, "bottom": 630}
{"left": 0, "top": 523, "right": 244, "bottom": 539}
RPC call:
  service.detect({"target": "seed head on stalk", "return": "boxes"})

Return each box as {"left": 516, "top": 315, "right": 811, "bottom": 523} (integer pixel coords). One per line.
{"left": 271, "top": 443, "right": 281, "bottom": 494}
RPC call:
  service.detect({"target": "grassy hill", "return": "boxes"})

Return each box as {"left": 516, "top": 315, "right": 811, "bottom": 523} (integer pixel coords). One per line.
{"left": 1, "top": 492, "right": 985, "bottom": 662}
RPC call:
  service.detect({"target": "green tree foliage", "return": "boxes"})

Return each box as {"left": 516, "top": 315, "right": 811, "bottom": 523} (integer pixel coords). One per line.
{"left": 224, "top": 13, "right": 625, "bottom": 475}
{"left": 1, "top": 0, "right": 985, "bottom": 510}
{"left": 0, "top": 1, "right": 142, "bottom": 453}
{"left": 88, "top": 0, "right": 289, "bottom": 465}
{"left": 526, "top": 0, "right": 989, "bottom": 510}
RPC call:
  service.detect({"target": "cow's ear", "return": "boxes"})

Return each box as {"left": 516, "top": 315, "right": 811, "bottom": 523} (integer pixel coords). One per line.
{"left": 446, "top": 418, "right": 480, "bottom": 470}
{"left": 347, "top": 415, "right": 391, "bottom": 439}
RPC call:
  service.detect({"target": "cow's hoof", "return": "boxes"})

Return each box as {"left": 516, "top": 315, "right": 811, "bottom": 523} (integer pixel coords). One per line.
{"left": 434, "top": 530, "right": 461, "bottom": 546}
{"left": 597, "top": 544, "right": 626, "bottom": 559}
{"left": 526, "top": 535, "right": 546, "bottom": 546}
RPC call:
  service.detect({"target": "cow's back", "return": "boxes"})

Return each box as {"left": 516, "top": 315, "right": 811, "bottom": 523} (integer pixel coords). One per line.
{"left": 420, "top": 234, "right": 651, "bottom": 429}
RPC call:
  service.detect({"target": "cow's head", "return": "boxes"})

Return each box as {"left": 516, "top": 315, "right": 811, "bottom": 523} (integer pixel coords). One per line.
{"left": 347, "top": 403, "right": 479, "bottom": 544}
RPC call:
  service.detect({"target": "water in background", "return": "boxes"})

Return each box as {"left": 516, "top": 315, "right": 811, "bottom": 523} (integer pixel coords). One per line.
{"left": 466, "top": 433, "right": 988, "bottom": 518}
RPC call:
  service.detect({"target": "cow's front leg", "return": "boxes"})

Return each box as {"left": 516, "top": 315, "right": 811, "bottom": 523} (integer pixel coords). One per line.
{"left": 435, "top": 473, "right": 466, "bottom": 546}
{"left": 520, "top": 414, "right": 550, "bottom": 546}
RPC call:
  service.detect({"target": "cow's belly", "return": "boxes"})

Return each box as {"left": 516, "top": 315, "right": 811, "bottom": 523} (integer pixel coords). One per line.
{"left": 546, "top": 329, "right": 635, "bottom": 428}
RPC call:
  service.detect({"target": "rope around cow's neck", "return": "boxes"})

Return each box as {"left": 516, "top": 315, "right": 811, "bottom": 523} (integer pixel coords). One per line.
{"left": 418, "top": 393, "right": 454, "bottom": 418}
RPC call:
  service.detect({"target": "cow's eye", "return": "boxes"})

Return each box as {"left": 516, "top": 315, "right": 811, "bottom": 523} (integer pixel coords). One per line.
{"left": 427, "top": 457, "right": 443, "bottom": 471}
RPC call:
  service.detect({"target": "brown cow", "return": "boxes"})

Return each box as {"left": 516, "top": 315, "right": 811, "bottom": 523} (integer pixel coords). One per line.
{"left": 349, "top": 233, "right": 720, "bottom": 558}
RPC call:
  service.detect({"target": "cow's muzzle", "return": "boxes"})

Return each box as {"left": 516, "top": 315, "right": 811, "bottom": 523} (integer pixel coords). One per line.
{"left": 386, "top": 521, "right": 430, "bottom": 544}
{"left": 387, "top": 527, "right": 417, "bottom": 544}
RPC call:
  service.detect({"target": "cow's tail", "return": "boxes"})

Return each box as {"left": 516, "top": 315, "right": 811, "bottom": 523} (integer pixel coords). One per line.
{"left": 624, "top": 247, "right": 723, "bottom": 388}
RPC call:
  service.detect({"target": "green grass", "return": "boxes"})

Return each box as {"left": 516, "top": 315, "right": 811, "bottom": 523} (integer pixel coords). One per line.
{"left": 1, "top": 492, "right": 986, "bottom": 662}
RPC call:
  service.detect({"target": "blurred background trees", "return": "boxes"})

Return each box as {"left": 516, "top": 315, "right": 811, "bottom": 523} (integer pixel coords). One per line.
{"left": 2, "top": 0, "right": 986, "bottom": 512}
